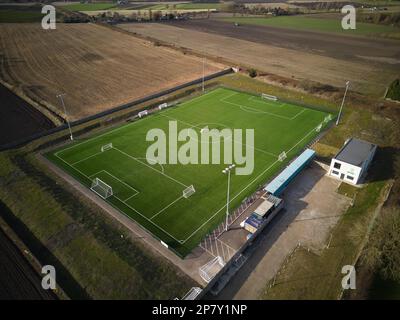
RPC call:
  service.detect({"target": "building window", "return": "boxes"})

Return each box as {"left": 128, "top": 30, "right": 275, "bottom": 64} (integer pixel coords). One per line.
{"left": 347, "top": 175, "right": 354, "bottom": 181}
{"left": 334, "top": 162, "right": 341, "bottom": 170}
{"left": 332, "top": 170, "right": 339, "bottom": 175}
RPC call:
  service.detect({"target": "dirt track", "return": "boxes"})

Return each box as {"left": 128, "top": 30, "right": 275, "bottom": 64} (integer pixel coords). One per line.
{"left": 119, "top": 21, "right": 400, "bottom": 96}
{"left": 0, "top": 83, "right": 54, "bottom": 146}
{"left": 0, "top": 23, "right": 224, "bottom": 120}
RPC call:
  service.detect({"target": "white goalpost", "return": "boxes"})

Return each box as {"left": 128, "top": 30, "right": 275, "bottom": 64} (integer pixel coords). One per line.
{"left": 261, "top": 93, "right": 278, "bottom": 101}
{"left": 138, "top": 110, "right": 148, "bottom": 118}
{"left": 91, "top": 178, "right": 113, "bottom": 199}
{"left": 158, "top": 103, "right": 168, "bottom": 110}
{"left": 324, "top": 114, "right": 332, "bottom": 123}
{"left": 101, "top": 143, "right": 113, "bottom": 152}
{"left": 199, "top": 256, "right": 225, "bottom": 283}
{"left": 315, "top": 123, "right": 323, "bottom": 132}
{"left": 278, "top": 151, "right": 287, "bottom": 162}
{"left": 183, "top": 185, "right": 195, "bottom": 198}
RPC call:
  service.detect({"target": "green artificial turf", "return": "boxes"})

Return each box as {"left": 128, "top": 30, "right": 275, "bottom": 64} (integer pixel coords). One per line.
{"left": 46, "top": 87, "right": 331, "bottom": 257}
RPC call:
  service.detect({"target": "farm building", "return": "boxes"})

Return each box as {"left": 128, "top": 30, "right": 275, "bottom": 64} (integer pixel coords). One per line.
{"left": 328, "top": 138, "right": 377, "bottom": 185}
{"left": 264, "top": 148, "right": 316, "bottom": 196}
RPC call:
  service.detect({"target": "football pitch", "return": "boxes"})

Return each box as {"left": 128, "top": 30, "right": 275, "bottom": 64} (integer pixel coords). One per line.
{"left": 46, "top": 87, "right": 333, "bottom": 257}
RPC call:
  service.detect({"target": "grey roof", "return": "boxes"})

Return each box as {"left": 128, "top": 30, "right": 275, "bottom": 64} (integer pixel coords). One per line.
{"left": 335, "top": 138, "right": 377, "bottom": 167}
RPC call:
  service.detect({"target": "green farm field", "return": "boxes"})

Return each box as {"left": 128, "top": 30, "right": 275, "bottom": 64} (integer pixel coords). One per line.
{"left": 63, "top": 2, "right": 117, "bottom": 11}
{"left": 46, "top": 88, "right": 332, "bottom": 257}
{"left": 221, "top": 15, "right": 400, "bottom": 37}
{"left": 148, "top": 3, "right": 223, "bottom": 10}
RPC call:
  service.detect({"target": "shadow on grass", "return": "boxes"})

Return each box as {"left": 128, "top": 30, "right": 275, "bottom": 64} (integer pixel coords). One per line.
{"left": 365, "top": 146, "right": 399, "bottom": 184}
{"left": 0, "top": 200, "right": 90, "bottom": 299}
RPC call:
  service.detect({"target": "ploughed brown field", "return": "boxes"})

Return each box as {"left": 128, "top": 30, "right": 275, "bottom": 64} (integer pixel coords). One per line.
{"left": 0, "top": 23, "right": 224, "bottom": 120}
{"left": 119, "top": 20, "right": 400, "bottom": 97}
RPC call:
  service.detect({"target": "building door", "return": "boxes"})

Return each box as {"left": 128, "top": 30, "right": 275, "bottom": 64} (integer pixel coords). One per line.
{"left": 340, "top": 173, "right": 345, "bottom": 180}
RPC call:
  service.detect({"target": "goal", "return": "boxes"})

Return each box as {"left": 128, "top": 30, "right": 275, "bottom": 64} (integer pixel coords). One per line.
{"left": 91, "top": 178, "right": 113, "bottom": 199}
{"left": 261, "top": 93, "right": 278, "bottom": 101}
{"left": 101, "top": 143, "right": 113, "bottom": 152}
{"left": 200, "top": 126, "right": 209, "bottom": 134}
{"left": 324, "top": 114, "right": 332, "bottom": 123}
{"left": 158, "top": 103, "right": 168, "bottom": 110}
{"left": 138, "top": 110, "right": 148, "bottom": 118}
{"left": 199, "top": 256, "right": 225, "bottom": 283}
{"left": 183, "top": 185, "right": 195, "bottom": 198}
{"left": 315, "top": 123, "right": 323, "bottom": 132}
{"left": 278, "top": 151, "right": 287, "bottom": 162}
{"left": 182, "top": 287, "right": 202, "bottom": 300}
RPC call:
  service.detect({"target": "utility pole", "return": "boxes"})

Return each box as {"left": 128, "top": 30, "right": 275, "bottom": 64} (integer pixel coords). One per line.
{"left": 336, "top": 81, "right": 350, "bottom": 126}
{"left": 222, "top": 164, "right": 235, "bottom": 232}
{"left": 56, "top": 93, "right": 73, "bottom": 141}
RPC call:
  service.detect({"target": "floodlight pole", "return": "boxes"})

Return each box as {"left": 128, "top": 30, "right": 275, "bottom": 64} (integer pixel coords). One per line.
{"left": 222, "top": 164, "right": 235, "bottom": 232}
{"left": 336, "top": 81, "right": 350, "bottom": 126}
{"left": 57, "top": 93, "right": 73, "bottom": 141}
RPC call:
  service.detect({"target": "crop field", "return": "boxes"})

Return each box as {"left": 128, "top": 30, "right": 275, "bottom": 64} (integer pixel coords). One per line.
{"left": 47, "top": 87, "right": 332, "bottom": 257}
{"left": 0, "top": 23, "right": 223, "bottom": 120}
{"left": 62, "top": 2, "right": 117, "bottom": 11}
{"left": 220, "top": 16, "right": 400, "bottom": 37}
{"left": 121, "top": 21, "right": 400, "bottom": 97}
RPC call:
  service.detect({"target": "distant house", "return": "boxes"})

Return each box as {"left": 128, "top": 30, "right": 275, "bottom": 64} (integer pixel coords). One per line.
{"left": 328, "top": 138, "right": 377, "bottom": 185}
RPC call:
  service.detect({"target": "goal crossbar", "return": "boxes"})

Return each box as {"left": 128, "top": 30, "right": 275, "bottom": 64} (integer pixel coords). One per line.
{"left": 101, "top": 143, "right": 113, "bottom": 152}
{"left": 183, "top": 185, "right": 195, "bottom": 198}
{"left": 138, "top": 110, "right": 148, "bottom": 118}
{"left": 91, "top": 178, "right": 113, "bottom": 199}
{"left": 261, "top": 93, "right": 278, "bottom": 101}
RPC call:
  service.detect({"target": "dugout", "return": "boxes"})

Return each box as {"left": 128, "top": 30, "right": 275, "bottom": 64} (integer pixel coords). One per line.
{"left": 264, "top": 148, "right": 316, "bottom": 196}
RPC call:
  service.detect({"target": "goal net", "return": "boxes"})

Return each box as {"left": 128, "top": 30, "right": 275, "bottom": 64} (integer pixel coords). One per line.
{"left": 261, "top": 93, "right": 278, "bottom": 101}
{"left": 138, "top": 110, "right": 148, "bottom": 118}
{"left": 182, "top": 287, "right": 202, "bottom": 300}
{"left": 158, "top": 103, "right": 168, "bottom": 110}
{"left": 199, "top": 256, "right": 225, "bottom": 283}
{"left": 101, "top": 143, "right": 113, "bottom": 152}
{"left": 324, "top": 114, "right": 332, "bottom": 123}
{"left": 91, "top": 178, "right": 113, "bottom": 199}
{"left": 278, "top": 151, "right": 287, "bottom": 162}
{"left": 183, "top": 185, "right": 195, "bottom": 198}
{"left": 315, "top": 123, "right": 323, "bottom": 132}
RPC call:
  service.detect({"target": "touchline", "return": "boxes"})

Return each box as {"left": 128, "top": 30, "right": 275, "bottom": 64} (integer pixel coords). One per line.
{"left": 145, "top": 120, "right": 255, "bottom": 175}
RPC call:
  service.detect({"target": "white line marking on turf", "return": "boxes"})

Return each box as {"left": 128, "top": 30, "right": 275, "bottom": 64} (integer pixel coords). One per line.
{"left": 150, "top": 195, "right": 185, "bottom": 220}
{"left": 112, "top": 146, "right": 188, "bottom": 188}
{"left": 54, "top": 89, "right": 223, "bottom": 159}
{"left": 71, "top": 150, "right": 104, "bottom": 166}
{"left": 220, "top": 94, "right": 305, "bottom": 120}
{"left": 159, "top": 113, "right": 279, "bottom": 159}
{"left": 248, "top": 96, "right": 285, "bottom": 107}
{"left": 180, "top": 123, "right": 321, "bottom": 244}
{"left": 55, "top": 153, "right": 185, "bottom": 244}
{"left": 53, "top": 88, "right": 324, "bottom": 246}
